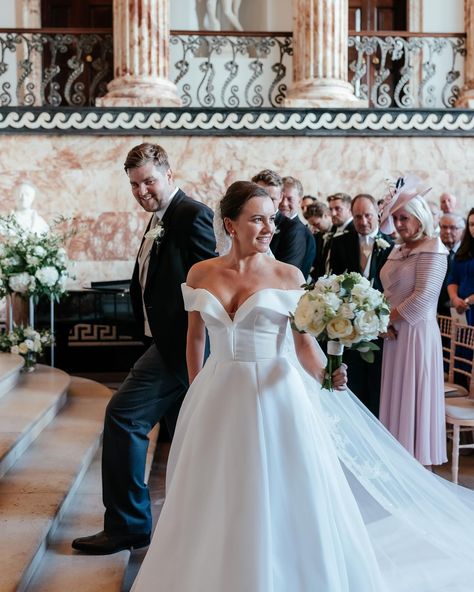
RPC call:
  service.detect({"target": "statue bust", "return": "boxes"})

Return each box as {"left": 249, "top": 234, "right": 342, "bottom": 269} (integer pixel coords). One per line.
{"left": 11, "top": 182, "right": 49, "bottom": 235}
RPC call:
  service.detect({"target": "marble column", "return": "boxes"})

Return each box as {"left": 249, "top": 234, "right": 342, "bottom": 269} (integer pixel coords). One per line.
{"left": 284, "top": 0, "right": 366, "bottom": 108}
{"left": 457, "top": 0, "right": 474, "bottom": 108}
{"left": 97, "top": 0, "right": 181, "bottom": 108}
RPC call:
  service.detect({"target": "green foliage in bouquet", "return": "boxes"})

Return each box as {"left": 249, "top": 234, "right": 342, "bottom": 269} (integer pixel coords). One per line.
{"left": 292, "top": 272, "right": 391, "bottom": 389}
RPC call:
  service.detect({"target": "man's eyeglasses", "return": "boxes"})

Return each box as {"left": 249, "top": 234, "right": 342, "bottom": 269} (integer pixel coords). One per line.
{"left": 440, "top": 225, "right": 463, "bottom": 231}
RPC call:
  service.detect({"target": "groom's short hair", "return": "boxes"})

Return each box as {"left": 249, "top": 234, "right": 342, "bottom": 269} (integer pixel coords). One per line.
{"left": 124, "top": 143, "right": 170, "bottom": 173}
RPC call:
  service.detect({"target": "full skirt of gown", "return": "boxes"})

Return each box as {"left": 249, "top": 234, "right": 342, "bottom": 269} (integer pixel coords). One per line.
{"left": 132, "top": 286, "right": 474, "bottom": 592}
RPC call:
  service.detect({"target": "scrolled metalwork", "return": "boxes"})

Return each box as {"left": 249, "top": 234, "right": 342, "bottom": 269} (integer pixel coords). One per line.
{"left": 169, "top": 33, "right": 293, "bottom": 108}
{"left": 0, "top": 29, "right": 467, "bottom": 109}
{"left": 0, "top": 30, "right": 112, "bottom": 107}
{"left": 348, "top": 33, "right": 466, "bottom": 108}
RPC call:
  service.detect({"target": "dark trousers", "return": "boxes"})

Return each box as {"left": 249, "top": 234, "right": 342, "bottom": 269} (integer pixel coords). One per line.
{"left": 102, "top": 343, "right": 187, "bottom": 535}
{"left": 344, "top": 340, "right": 383, "bottom": 418}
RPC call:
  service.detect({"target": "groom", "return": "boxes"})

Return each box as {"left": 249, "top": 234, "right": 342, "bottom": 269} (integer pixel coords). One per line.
{"left": 72, "top": 143, "right": 216, "bottom": 554}
{"left": 329, "top": 194, "right": 393, "bottom": 416}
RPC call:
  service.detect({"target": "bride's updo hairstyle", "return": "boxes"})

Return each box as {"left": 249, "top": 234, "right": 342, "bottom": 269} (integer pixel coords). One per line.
{"left": 220, "top": 181, "right": 271, "bottom": 232}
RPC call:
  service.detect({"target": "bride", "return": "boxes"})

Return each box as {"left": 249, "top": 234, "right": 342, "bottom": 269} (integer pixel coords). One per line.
{"left": 132, "top": 181, "right": 474, "bottom": 591}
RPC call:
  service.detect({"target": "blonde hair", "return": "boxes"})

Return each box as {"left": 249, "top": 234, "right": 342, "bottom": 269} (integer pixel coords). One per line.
{"left": 399, "top": 196, "right": 435, "bottom": 241}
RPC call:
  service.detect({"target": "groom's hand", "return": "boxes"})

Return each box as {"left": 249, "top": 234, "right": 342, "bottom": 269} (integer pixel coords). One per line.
{"left": 332, "top": 363, "right": 348, "bottom": 391}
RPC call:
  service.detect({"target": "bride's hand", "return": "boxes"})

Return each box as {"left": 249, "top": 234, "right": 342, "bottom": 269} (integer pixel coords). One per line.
{"left": 332, "top": 363, "right": 348, "bottom": 391}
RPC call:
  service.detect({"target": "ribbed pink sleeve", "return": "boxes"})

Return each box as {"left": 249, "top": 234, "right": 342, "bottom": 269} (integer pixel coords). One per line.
{"left": 397, "top": 252, "right": 447, "bottom": 325}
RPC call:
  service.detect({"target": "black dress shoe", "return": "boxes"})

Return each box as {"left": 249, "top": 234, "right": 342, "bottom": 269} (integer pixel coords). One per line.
{"left": 72, "top": 530, "right": 151, "bottom": 555}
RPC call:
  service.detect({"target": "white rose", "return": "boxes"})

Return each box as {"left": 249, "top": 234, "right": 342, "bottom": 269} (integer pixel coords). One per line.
{"left": 24, "top": 339, "right": 35, "bottom": 351}
{"left": 354, "top": 311, "right": 380, "bottom": 339}
{"left": 34, "top": 246, "right": 46, "bottom": 257}
{"left": 339, "top": 303, "right": 356, "bottom": 319}
{"left": 294, "top": 296, "right": 314, "bottom": 330}
{"left": 9, "top": 272, "right": 30, "bottom": 293}
{"left": 327, "top": 316, "right": 354, "bottom": 340}
{"left": 24, "top": 327, "right": 37, "bottom": 338}
{"left": 379, "top": 315, "right": 389, "bottom": 333}
{"left": 26, "top": 255, "right": 40, "bottom": 266}
{"left": 35, "top": 266, "right": 60, "bottom": 287}
{"left": 308, "top": 317, "right": 327, "bottom": 338}
{"left": 6, "top": 256, "right": 21, "bottom": 267}
{"left": 11, "top": 345, "right": 19, "bottom": 355}
{"left": 322, "top": 292, "right": 341, "bottom": 314}
{"left": 18, "top": 342, "right": 29, "bottom": 354}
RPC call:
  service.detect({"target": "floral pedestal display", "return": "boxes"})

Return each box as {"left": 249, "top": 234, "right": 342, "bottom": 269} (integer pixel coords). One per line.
{"left": 0, "top": 325, "right": 51, "bottom": 371}
{"left": 292, "top": 272, "right": 390, "bottom": 390}
{"left": 22, "top": 351, "right": 37, "bottom": 372}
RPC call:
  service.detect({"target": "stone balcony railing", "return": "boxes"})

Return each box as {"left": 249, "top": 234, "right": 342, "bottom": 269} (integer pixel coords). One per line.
{"left": 0, "top": 28, "right": 466, "bottom": 109}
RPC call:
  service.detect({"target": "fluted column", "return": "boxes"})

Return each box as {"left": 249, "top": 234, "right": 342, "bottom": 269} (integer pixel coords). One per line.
{"left": 456, "top": 0, "right": 474, "bottom": 108}
{"left": 97, "top": 0, "right": 181, "bottom": 107}
{"left": 284, "top": 0, "right": 366, "bottom": 108}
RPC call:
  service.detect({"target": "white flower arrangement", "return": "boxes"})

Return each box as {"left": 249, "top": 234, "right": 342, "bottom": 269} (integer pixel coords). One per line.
{"left": 0, "top": 215, "right": 72, "bottom": 301}
{"left": 293, "top": 272, "right": 390, "bottom": 389}
{"left": 375, "top": 237, "right": 391, "bottom": 250}
{"left": 144, "top": 222, "right": 165, "bottom": 243}
{"left": 0, "top": 325, "right": 51, "bottom": 371}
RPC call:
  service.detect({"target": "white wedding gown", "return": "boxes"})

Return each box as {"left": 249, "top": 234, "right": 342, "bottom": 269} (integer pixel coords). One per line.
{"left": 132, "top": 286, "right": 474, "bottom": 592}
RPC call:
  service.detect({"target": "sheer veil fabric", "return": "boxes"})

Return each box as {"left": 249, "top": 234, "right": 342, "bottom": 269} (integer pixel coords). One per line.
{"left": 130, "top": 284, "right": 474, "bottom": 592}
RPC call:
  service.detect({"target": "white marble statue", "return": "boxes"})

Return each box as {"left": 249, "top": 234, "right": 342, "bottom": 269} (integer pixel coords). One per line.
{"left": 199, "top": 0, "right": 243, "bottom": 31}
{"left": 11, "top": 182, "right": 49, "bottom": 235}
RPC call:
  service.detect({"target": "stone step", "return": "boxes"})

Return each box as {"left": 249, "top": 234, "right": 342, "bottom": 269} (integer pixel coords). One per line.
{"left": 0, "top": 352, "right": 24, "bottom": 400}
{"left": 0, "top": 385, "right": 111, "bottom": 592}
{"left": 0, "top": 364, "right": 70, "bottom": 479}
{"left": 25, "top": 424, "right": 160, "bottom": 592}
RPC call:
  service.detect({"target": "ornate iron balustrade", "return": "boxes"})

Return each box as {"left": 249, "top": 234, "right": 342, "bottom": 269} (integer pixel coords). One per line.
{"left": 348, "top": 31, "right": 467, "bottom": 108}
{"left": 0, "top": 28, "right": 112, "bottom": 107}
{"left": 0, "top": 29, "right": 467, "bottom": 109}
{"left": 169, "top": 31, "right": 293, "bottom": 108}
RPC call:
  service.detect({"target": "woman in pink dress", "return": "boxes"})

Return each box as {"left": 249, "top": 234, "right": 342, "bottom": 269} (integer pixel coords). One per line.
{"left": 379, "top": 177, "right": 448, "bottom": 466}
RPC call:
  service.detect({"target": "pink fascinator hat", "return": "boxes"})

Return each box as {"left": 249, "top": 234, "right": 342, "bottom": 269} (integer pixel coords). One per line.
{"left": 379, "top": 175, "right": 432, "bottom": 234}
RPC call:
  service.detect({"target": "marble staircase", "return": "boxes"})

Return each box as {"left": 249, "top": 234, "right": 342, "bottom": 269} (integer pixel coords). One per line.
{"left": 0, "top": 353, "right": 114, "bottom": 592}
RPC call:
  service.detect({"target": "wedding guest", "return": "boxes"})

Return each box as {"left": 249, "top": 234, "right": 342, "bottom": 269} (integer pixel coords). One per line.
{"left": 448, "top": 207, "right": 474, "bottom": 326}
{"left": 329, "top": 194, "right": 393, "bottom": 416}
{"left": 438, "top": 212, "right": 465, "bottom": 316}
{"left": 427, "top": 199, "right": 441, "bottom": 236}
{"left": 280, "top": 176, "right": 316, "bottom": 278}
{"left": 72, "top": 143, "right": 216, "bottom": 555}
{"left": 304, "top": 202, "right": 332, "bottom": 282}
{"left": 301, "top": 194, "right": 317, "bottom": 215}
{"left": 323, "top": 192, "right": 355, "bottom": 274}
{"left": 379, "top": 179, "right": 447, "bottom": 467}
{"left": 251, "top": 169, "right": 307, "bottom": 274}
{"left": 440, "top": 192, "right": 457, "bottom": 214}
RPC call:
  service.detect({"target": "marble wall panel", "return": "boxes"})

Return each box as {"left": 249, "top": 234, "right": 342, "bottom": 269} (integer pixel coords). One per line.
{"left": 0, "top": 133, "right": 473, "bottom": 286}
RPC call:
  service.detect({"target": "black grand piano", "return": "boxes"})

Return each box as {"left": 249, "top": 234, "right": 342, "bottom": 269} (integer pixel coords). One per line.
{"left": 36, "top": 280, "right": 146, "bottom": 374}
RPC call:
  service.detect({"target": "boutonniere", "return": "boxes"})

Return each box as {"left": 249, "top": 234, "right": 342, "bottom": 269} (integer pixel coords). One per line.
{"left": 144, "top": 222, "right": 165, "bottom": 244}
{"left": 323, "top": 231, "right": 334, "bottom": 243}
{"left": 273, "top": 228, "right": 280, "bottom": 235}
{"left": 375, "top": 237, "right": 390, "bottom": 250}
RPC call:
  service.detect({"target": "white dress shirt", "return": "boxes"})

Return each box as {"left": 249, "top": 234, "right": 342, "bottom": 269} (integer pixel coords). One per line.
{"left": 359, "top": 229, "right": 379, "bottom": 278}
{"left": 138, "top": 187, "right": 179, "bottom": 336}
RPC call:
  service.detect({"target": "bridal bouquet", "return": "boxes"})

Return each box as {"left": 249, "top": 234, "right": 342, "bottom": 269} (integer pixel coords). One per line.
{"left": 292, "top": 272, "right": 390, "bottom": 390}
{"left": 0, "top": 325, "right": 52, "bottom": 371}
{"left": 0, "top": 215, "right": 71, "bottom": 301}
